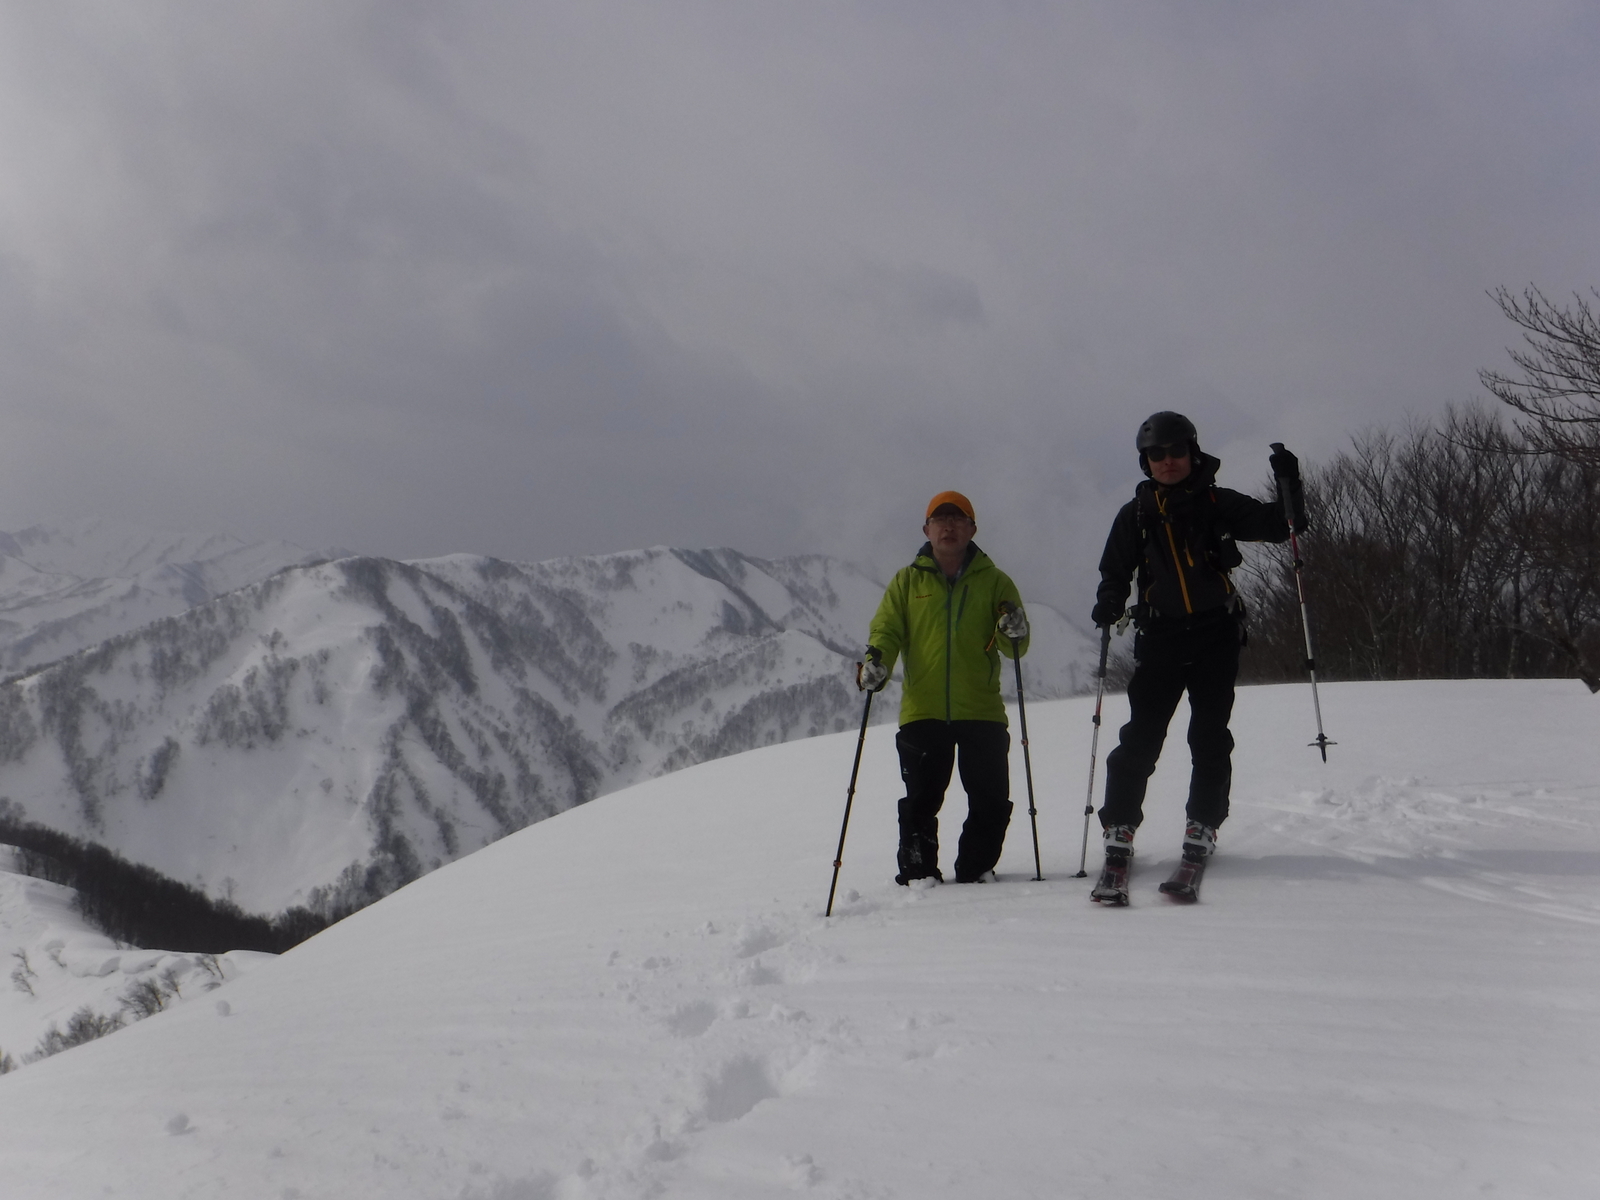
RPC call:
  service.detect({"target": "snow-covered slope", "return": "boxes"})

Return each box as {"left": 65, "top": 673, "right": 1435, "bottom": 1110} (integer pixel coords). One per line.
{"left": 0, "top": 546, "right": 1090, "bottom": 917}
{"left": 0, "top": 518, "right": 331, "bottom": 674}
{"left": 0, "top": 678, "right": 1595, "bottom": 1199}
{"left": 0, "top": 846, "right": 272, "bottom": 1071}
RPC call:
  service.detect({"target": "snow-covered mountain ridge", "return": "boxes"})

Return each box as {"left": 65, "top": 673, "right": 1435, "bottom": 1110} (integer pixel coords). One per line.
{"left": 0, "top": 518, "right": 333, "bottom": 675}
{"left": 0, "top": 545, "right": 1090, "bottom": 917}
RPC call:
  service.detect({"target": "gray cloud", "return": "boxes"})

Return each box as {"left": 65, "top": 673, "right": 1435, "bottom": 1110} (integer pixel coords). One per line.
{"left": 0, "top": 1, "right": 1595, "bottom": 618}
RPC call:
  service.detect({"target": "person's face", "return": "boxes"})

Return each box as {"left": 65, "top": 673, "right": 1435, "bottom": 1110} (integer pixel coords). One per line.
{"left": 923, "top": 509, "right": 976, "bottom": 557}
{"left": 1146, "top": 443, "right": 1193, "bottom": 486}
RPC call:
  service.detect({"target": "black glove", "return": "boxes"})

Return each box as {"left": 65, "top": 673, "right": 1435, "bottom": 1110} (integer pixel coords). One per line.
{"left": 1269, "top": 443, "right": 1300, "bottom": 485}
{"left": 1091, "top": 600, "right": 1123, "bottom": 628}
{"left": 1270, "top": 443, "right": 1309, "bottom": 533}
{"left": 857, "top": 646, "right": 889, "bottom": 693}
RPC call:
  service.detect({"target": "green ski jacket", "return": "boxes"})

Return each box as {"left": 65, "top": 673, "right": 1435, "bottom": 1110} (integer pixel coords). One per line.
{"left": 867, "top": 542, "right": 1028, "bottom": 727}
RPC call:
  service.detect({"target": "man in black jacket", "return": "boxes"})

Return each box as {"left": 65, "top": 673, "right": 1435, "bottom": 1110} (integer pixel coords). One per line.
{"left": 1089, "top": 412, "right": 1305, "bottom": 898}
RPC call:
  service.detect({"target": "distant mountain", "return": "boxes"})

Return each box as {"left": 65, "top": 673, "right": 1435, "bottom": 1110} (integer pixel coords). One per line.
{"left": 0, "top": 547, "right": 1091, "bottom": 919}
{"left": 0, "top": 518, "right": 335, "bottom": 674}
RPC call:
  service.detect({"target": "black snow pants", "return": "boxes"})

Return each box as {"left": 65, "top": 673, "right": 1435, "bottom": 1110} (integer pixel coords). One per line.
{"left": 1100, "top": 610, "right": 1241, "bottom": 833}
{"left": 895, "top": 719, "right": 1012, "bottom": 883}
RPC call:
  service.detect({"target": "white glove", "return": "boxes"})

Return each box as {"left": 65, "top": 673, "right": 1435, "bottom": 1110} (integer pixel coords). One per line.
{"left": 857, "top": 649, "right": 889, "bottom": 692}
{"left": 997, "top": 605, "right": 1029, "bottom": 640}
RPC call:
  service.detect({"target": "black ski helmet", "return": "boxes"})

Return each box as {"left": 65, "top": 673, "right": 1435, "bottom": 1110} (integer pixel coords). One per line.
{"left": 1136, "top": 411, "right": 1200, "bottom": 472}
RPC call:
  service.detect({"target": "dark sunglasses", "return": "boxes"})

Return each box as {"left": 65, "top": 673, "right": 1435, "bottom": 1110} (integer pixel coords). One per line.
{"left": 1146, "top": 443, "right": 1190, "bottom": 463}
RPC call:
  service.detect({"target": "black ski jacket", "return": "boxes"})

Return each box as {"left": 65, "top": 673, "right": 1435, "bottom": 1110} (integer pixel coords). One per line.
{"left": 1096, "top": 453, "right": 1289, "bottom": 627}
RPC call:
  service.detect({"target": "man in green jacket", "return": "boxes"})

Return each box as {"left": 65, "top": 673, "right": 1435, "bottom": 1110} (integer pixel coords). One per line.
{"left": 858, "top": 490, "right": 1030, "bottom": 885}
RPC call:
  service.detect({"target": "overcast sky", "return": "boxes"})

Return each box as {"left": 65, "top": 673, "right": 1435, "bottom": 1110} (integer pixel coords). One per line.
{"left": 0, "top": 1, "right": 1595, "bottom": 613}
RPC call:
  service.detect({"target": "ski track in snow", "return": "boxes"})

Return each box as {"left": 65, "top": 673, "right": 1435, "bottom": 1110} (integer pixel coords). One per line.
{"left": 1248, "top": 774, "right": 1600, "bottom": 926}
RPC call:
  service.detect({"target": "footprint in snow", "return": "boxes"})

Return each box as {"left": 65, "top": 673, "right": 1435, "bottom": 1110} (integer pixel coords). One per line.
{"left": 664, "top": 999, "right": 718, "bottom": 1038}
{"left": 736, "top": 959, "right": 782, "bottom": 986}
{"left": 733, "top": 924, "right": 788, "bottom": 958}
{"left": 700, "top": 1054, "right": 778, "bottom": 1122}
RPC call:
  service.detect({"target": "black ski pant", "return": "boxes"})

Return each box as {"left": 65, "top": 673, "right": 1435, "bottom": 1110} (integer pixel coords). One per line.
{"left": 895, "top": 719, "right": 1012, "bottom": 882}
{"left": 1100, "top": 612, "right": 1240, "bottom": 834}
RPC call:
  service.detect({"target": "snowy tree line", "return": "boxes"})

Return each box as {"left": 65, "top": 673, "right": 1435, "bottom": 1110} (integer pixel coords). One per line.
{"left": 1240, "top": 288, "right": 1600, "bottom": 687}
{"left": 4, "top": 945, "right": 235, "bottom": 1074}
{"left": 0, "top": 811, "right": 328, "bottom": 954}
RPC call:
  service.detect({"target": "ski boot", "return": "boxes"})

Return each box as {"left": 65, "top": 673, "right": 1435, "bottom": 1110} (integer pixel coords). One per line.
{"left": 1090, "top": 824, "right": 1135, "bottom": 906}
{"left": 1180, "top": 820, "right": 1216, "bottom": 862}
{"left": 895, "top": 835, "right": 943, "bottom": 886}
{"left": 1160, "top": 821, "right": 1216, "bottom": 901}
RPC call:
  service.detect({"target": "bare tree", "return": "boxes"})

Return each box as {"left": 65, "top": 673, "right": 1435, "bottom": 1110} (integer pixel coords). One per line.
{"left": 1238, "top": 406, "right": 1600, "bottom": 687}
{"left": 118, "top": 977, "right": 171, "bottom": 1020}
{"left": 1480, "top": 285, "right": 1600, "bottom": 467}
{"left": 26, "top": 1007, "right": 124, "bottom": 1062}
{"left": 10, "top": 950, "right": 36, "bottom": 997}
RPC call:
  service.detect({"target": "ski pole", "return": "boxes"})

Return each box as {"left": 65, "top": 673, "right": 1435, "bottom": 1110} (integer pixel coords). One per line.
{"left": 1075, "top": 624, "right": 1112, "bottom": 877}
{"left": 1271, "top": 442, "right": 1335, "bottom": 761}
{"left": 825, "top": 686, "right": 875, "bottom": 917}
{"left": 999, "top": 602, "right": 1043, "bottom": 882}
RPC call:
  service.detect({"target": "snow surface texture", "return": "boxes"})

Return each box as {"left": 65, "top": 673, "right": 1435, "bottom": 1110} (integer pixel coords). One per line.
{"left": 0, "top": 678, "right": 1595, "bottom": 1199}
{"left": 0, "top": 545, "right": 1088, "bottom": 916}
{"left": 0, "top": 518, "right": 331, "bottom": 675}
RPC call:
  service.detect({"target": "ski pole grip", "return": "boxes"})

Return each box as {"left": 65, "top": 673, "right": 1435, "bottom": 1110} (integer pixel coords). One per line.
{"left": 1270, "top": 442, "right": 1290, "bottom": 487}
{"left": 1270, "top": 442, "right": 1299, "bottom": 528}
